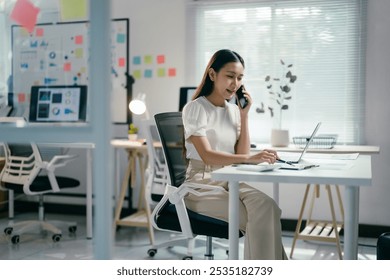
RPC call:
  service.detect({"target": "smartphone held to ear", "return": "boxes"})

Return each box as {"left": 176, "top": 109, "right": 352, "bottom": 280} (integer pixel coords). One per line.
{"left": 236, "top": 85, "right": 248, "bottom": 108}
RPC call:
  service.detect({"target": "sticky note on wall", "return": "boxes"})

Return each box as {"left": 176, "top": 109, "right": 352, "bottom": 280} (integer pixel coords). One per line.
{"left": 118, "top": 58, "right": 126, "bottom": 67}
{"left": 144, "top": 69, "right": 152, "bottom": 78}
{"left": 144, "top": 55, "right": 153, "bottom": 64}
{"left": 133, "top": 56, "right": 141, "bottom": 65}
{"left": 168, "top": 68, "right": 176, "bottom": 77}
{"left": 133, "top": 70, "right": 141, "bottom": 79}
{"left": 157, "top": 68, "right": 166, "bottom": 77}
{"left": 157, "top": 55, "right": 165, "bottom": 64}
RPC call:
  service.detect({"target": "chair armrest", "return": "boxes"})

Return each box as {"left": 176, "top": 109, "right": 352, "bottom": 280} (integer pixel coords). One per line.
{"left": 151, "top": 182, "right": 225, "bottom": 238}
{"left": 168, "top": 182, "right": 224, "bottom": 204}
{"left": 25, "top": 154, "right": 78, "bottom": 195}
{"left": 45, "top": 154, "right": 79, "bottom": 172}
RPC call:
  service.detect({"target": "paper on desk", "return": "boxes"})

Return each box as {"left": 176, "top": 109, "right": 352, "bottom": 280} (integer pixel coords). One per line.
{"left": 303, "top": 153, "right": 359, "bottom": 160}
{"left": 316, "top": 161, "right": 355, "bottom": 170}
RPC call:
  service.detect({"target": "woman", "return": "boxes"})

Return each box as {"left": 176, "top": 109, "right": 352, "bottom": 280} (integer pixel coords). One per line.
{"left": 182, "top": 49, "right": 287, "bottom": 260}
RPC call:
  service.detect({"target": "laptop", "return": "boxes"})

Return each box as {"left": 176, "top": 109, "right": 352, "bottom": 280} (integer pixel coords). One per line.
{"left": 277, "top": 122, "right": 321, "bottom": 169}
{"left": 234, "top": 122, "right": 321, "bottom": 172}
{"left": 29, "top": 85, "right": 87, "bottom": 123}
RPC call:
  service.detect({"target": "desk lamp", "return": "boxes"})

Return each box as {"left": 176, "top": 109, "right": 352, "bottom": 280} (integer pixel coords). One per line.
{"left": 129, "top": 92, "right": 150, "bottom": 119}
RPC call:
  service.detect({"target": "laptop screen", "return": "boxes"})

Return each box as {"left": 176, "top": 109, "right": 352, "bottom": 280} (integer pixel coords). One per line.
{"left": 296, "top": 122, "right": 322, "bottom": 162}
{"left": 29, "top": 85, "right": 87, "bottom": 123}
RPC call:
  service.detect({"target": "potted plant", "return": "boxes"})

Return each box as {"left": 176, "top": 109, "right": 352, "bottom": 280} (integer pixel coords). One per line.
{"left": 128, "top": 123, "right": 139, "bottom": 141}
{"left": 264, "top": 59, "right": 297, "bottom": 146}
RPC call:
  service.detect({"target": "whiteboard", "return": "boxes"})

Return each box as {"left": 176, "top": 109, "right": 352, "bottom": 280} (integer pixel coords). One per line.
{"left": 11, "top": 18, "right": 129, "bottom": 123}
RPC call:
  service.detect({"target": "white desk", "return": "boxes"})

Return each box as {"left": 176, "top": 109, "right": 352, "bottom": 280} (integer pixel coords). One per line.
{"left": 211, "top": 155, "right": 372, "bottom": 260}
{"left": 253, "top": 144, "right": 380, "bottom": 154}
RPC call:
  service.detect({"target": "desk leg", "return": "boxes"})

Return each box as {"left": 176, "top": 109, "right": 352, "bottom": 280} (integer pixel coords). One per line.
{"left": 344, "top": 185, "right": 359, "bottom": 260}
{"left": 86, "top": 148, "right": 93, "bottom": 239}
{"left": 229, "top": 180, "right": 240, "bottom": 260}
{"left": 273, "top": 182, "right": 280, "bottom": 205}
{"left": 114, "top": 152, "right": 134, "bottom": 227}
{"left": 137, "top": 154, "right": 155, "bottom": 246}
{"left": 114, "top": 148, "right": 121, "bottom": 203}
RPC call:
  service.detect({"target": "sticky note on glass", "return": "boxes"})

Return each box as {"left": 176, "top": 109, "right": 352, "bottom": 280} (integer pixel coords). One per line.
{"left": 144, "top": 55, "right": 153, "bottom": 65}
{"left": 10, "top": 0, "right": 40, "bottom": 33}
{"left": 157, "top": 68, "right": 166, "bottom": 77}
{"left": 60, "top": 0, "right": 88, "bottom": 21}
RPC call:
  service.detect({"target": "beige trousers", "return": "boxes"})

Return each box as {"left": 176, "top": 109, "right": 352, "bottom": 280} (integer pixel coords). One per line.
{"left": 184, "top": 159, "right": 288, "bottom": 260}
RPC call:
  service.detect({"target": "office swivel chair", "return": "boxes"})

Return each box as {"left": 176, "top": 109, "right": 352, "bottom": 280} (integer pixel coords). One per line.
{"left": 142, "top": 119, "right": 167, "bottom": 208}
{"left": 0, "top": 142, "right": 80, "bottom": 244}
{"left": 148, "top": 112, "right": 243, "bottom": 260}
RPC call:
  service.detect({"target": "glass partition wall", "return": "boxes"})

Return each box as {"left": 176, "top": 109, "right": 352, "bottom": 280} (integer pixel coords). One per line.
{"left": 0, "top": 0, "right": 114, "bottom": 259}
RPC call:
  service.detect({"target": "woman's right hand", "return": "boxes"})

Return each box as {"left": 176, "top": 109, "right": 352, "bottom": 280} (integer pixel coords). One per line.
{"left": 247, "top": 149, "right": 278, "bottom": 164}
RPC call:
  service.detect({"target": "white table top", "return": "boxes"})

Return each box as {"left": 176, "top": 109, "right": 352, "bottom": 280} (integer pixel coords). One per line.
{"left": 211, "top": 154, "right": 372, "bottom": 187}
{"left": 252, "top": 144, "right": 380, "bottom": 154}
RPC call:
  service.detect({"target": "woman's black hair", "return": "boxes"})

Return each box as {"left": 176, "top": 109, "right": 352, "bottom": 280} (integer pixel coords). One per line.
{"left": 192, "top": 49, "right": 245, "bottom": 100}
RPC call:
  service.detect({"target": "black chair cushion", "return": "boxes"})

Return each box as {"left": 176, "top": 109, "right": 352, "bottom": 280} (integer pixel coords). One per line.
{"left": 156, "top": 202, "right": 243, "bottom": 239}
{"left": 377, "top": 232, "right": 390, "bottom": 260}
{"left": 4, "top": 176, "right": 80, "bottom": 193}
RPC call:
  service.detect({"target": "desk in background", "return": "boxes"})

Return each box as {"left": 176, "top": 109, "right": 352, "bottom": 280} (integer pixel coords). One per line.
{"left": 111, "top": 139, "right": 155, "bottom": 245}
{"left": 212, "top": 150, "right": 375, "bottom": 260}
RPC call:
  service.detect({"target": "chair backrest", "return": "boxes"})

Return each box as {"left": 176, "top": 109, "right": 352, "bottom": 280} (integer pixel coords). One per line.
{"left": 0, "top": 143, "right": 40, "bottom": 188}
{"left": 153, "top": 112, "right": 187, "bottom": 188}
{"left": 142, "top": 119, "right": 167, "bottom": 203}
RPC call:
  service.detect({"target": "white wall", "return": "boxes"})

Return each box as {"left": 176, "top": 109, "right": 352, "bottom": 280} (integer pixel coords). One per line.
{"left": 113, "top": 0, "right": 390, "bottom": 227}
{"left": 112, "top": 0, "right": 187, "bottom": 129}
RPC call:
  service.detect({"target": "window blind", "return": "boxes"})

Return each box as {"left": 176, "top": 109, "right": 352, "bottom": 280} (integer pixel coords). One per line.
{"left": 186, "top": 0, "right": 367, "bottom": 144}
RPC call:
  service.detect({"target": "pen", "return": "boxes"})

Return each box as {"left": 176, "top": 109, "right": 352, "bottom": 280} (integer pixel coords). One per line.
{"left": 303, "top": 165, "right": 320, "bottom": 169}
{"left": 276, "top": 159, "right": 294, "bottom": 166}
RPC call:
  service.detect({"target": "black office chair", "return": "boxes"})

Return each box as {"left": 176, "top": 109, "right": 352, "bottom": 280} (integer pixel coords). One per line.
{"left": 148, "top": 112, "right": 243, "bottom": 260}
{"left": 0, "top": 142, "right": 80, "bottom": 244}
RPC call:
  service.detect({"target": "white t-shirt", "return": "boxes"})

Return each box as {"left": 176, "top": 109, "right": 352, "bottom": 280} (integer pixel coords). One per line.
{"left": 182, "top": 96, "right": 241, "bottom": 161}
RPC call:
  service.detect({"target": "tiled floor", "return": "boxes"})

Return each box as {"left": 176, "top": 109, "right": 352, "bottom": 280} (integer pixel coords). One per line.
{"left": 0, "top": 212, "right": 377, "bottom": 260}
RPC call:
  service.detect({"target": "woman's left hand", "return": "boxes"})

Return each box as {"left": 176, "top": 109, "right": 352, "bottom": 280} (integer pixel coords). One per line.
{"left": 239, "top": 87, "right": 252, "bottom": 113}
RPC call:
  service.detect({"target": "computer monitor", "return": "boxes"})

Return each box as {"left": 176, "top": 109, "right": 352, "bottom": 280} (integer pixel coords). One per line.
{"left": 29, "top": 85, "right": 87, "bottom": 122}
{"left": 178, "top": 87, "right": 196, "bottom": 111}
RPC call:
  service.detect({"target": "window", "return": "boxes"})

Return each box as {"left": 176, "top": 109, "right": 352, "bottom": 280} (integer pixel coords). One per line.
{"left": 187, "top": 0, "right": 367, "bottom": 144}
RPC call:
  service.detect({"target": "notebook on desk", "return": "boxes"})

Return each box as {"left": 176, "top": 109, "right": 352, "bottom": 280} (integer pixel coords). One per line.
{"left": 277, "top": 122, "right": 321, "bottom": 170}
{"left": 29, "top": 85, "right": 87, "bottom": 123}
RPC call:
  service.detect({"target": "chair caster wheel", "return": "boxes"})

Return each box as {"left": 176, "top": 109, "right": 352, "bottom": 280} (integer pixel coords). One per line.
{"left": 183, "top": 256, "right": 193, "bottom": 260}
{"left": 4, "top": 227, "right": 13, "bottom": 235}
{"left": 68, "top": 226, "right": 77, "bottom": 233}
{"left": 52, "top": 234, "right": 62, "bottom": 242}
{"left": 11, "top": 235, "right": 20, "bottom": 244}
{"left": 148, "top": 248, "right": 157, "bottom": 257}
